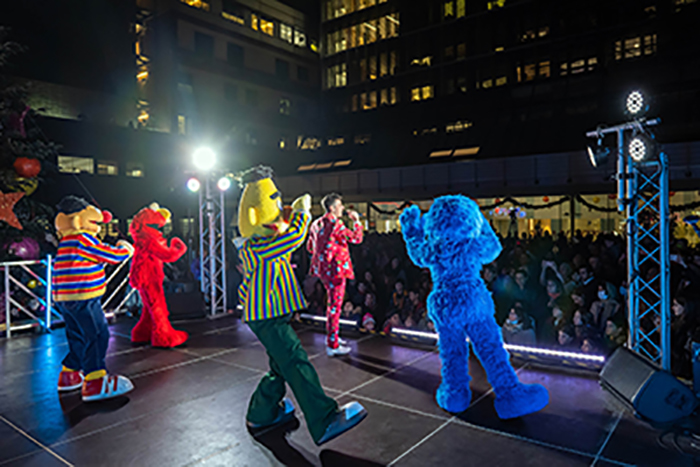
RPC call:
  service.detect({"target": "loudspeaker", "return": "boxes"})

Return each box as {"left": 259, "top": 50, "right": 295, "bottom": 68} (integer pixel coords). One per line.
{"left": 165, "top": 282, "right": 206, "bottom": 320}
{"left": 600, "top": 347, "right": 698, "bottom": 424}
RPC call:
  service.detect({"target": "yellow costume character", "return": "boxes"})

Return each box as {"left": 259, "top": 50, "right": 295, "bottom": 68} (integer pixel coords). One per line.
{"left": 236, "top": 166, "right": 366, "bottom": 445}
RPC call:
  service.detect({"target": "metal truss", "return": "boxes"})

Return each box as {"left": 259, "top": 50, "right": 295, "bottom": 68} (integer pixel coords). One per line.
{"left": 198, "top": 175, "right": 228, "bottom": 317}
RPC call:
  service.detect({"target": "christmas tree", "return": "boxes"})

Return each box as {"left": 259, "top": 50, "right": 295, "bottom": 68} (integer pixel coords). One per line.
{"left": 0, "top": 27, "right": 60, "bottom": 261}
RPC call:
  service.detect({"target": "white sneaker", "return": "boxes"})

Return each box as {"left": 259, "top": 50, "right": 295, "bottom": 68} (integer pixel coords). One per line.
{"left": 326, "top": 344, "right": 351, "bottom": 357}
{"left": 338, "top": 337, "right": 348, "bottom": 346}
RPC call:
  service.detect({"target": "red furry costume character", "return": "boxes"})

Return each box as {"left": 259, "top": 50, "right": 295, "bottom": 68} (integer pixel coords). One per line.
{"left": 129, "top": 203, "right": 188, "bottom": 347}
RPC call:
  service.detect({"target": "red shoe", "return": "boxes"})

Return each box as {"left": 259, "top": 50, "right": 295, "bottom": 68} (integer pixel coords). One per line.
{"left": 82, "top": 374, "right": 134, "bottom": 402}
{"left": 57, "top": 369, "right": 84, "bottom": 392}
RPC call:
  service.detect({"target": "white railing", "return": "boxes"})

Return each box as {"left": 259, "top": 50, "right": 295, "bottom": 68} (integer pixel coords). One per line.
{"left": 1, "top": 256, "right": 135, "bottom": 338}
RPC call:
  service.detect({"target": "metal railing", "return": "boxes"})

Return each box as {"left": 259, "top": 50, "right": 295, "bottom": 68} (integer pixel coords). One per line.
{"left": 1, "top": 256, "right": 135, "bottom": 338}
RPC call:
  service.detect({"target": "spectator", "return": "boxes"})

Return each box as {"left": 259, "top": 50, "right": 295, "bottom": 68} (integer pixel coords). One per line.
{"left": 671, "top": 296, "right": 697, "bottom": 377}
{"left": 361, "top": 313, "right": 376, "bottom": 332}
{"left": 556, "top": 325, "right": 578, "bottom": 350}
{"left": 572, "top": 309, "right": 597, "bottom": 341}
{"left": 590, "top": 282, "right": 621, "bottom": 332}
{"left": 501, "top": 303, "right": 537, "bottom": 346}
{"left": 389, "top": 280, "right": 409, "bottom": 319}
{"left": 603, "top": 315, "right": 627, "bottom": 354}
{"left": 382, "top": 311, "right": 403, "bottom": 334}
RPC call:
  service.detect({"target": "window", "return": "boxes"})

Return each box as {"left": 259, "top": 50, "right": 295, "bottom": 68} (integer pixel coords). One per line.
{"left": 390, "top": 87, "right": 398, "bottom": 104}
{"left": 481, "top": 79, "right": 493, "bottom": 89}
{"left": 411, "top": 56, "right": 433, "bottom": 67}
{"left": 246, "top": 89, "right": 259, "bottom": 106}
{"left": 411, "top": 86, "right": 434, "bottom": 101}
{"left": 327, "top": 137, "right": 345, "bottom": 146}
{"left": 351, "top": 94, "right": 358, "bottom": 112}
{"left": 380, "top": 53, "right": 388, "bottom": 76}
{"left": 294, "top": 30, "right": 306, "bottom": 47}
{"left": 380, "top": 88, "right": 388, "bottom": 105}
{"left": 276, "top": 59, "right": 290, "bottom": 80}
{"left": 495, "top": 76, "right": 507, "bottom": 86}
{"left": 180, "top": 0, "right": 210, "bottom": 11}
{"left": 446, "top": 120, "right": 473, "bottom": 133}
{"left": 517, "top": 63, "right": 536, "bottom": 82}
{"left": 280, "top": 24, "right": 293, "bottom": 43}
{"left": 178, "top": 115, "right": 187, "bottom": 134}
{"left": 457, "top": 43, "right": 466, "bottom": 59}
{"left": 222, "top": 1, "right": 245, "bottom": 24}
{"left": 279, "top": 136, "right": 290, "bottom": 149}
{"left": 298, "top": 136, "right": 321, "bottom": 150}
{"left": 225, "top": 84, "right": 238, "bottom": 102}
{"left": 360, "top": 59, "right": 367, "bottom": 81}
{"left": 411, "top": 87, "right": 421, "bottom": 101}
{"left": 298, "top": 66, "right": 309, "bottom": 82}
{"left": 357, "top": 0, "right": 376, "bottom": 10}
{"left": 354, "top": 134, "right": 371, "bottom": 145}
{"left": 487, "top": 0, "right": 506, "bottom": 10}
{"left": 251, "top": 14, "right": 259, "bottom": 31}
{"left": 390, "top": 51, "right": 397, "bottom": 74}
{"left": 457, "top": 76, "right": 467, "bottom": 93}
{"left": 623, "top": 37, "right": 642, "bottom": 59}
{"left": 194, "top": 32, "right": 214, "bottom": 58}
{"left": 227, "top": 43, "right": 244, "bottom": 67}
{"left": 643, "top": 34, "right": 657, "bottom": 55}
{"left": 260, "top": 18, "right": 274, "bottom": 36}
{"left": 457, "top": 0, "right": 465, "bottom": 17}
{"left": 570, "top": 59, "right": 585, "bottom": 74}
{"left": 327, "top": 63, "right": 347, "bottom": 88}
{"left": 386, "top": 13, "right": 399, "bottom": 37}
{"left": 587, "top": 57, "right": 597, "bottom": 71}
{"left": 444, "top": 1, "right": 455, "bottom": 18}
{"left": 280, "top": 98, "right": 291, "bottom": 115}
{"left": 445, "top": 46, "right": 454, "bottom": 58}
{"left": 97, "top": 161, "right": 118, "bottom": 176}
{"left": 126, "top": 162, "right": 145, "bottom": 178}
{"left": 58, "top": 156, "right": 94, "bottom": 174}
{"left": 539, "top": 61, "right": 551, "bottom": 78}
{"left": 369, "top": 56, "right": 377, "bottom": 80}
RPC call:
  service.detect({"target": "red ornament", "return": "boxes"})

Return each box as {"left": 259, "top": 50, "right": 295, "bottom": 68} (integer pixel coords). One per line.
{"left": 494, "top": 198, "right": 501, "bottom": 204}
{"left": 0, "top": 190, "right": 25, "bottom": 230}
{"left": 102, "top": 210, "right": 113, "bottom": 223}
{"left": 608, "top": 194, "right": 616, "bottom": 200}
{"left": 542, "top": 196, "right": 550, "bottom": 203}
{"left": 670, "top": 191, "right": 676, "bottom": 197}
{"left": 13, "top": 157, "right": 41, "bottom": 178}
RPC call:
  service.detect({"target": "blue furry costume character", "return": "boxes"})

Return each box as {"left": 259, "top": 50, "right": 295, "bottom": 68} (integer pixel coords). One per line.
{"left": 400, "top": 195, "right": 549, "bottom": 419}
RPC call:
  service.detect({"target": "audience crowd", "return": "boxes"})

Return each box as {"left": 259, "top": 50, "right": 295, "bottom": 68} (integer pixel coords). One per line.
{"left": 292, "top": 223, "right": 700, "bottom": 379}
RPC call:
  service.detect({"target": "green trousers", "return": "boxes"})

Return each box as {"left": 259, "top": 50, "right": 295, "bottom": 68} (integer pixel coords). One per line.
{"left": 246, "top": 314, "right": 338, "bottom": 443}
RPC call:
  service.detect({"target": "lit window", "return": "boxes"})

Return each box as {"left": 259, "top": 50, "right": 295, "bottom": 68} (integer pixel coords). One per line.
{"left": 495, "top": 76, "right": 507, "bottom": 86}
{"left": 538, "top": 26, "right": 549, "bottom": 37}
{"left": 411, "top": 88, "right": 421, "bottom": 101}
{"left": 539, "top": 61, "right": 551, "bottom": 78}
{"left": 137, "top": 110, "right": 149, "bottom": 126}
{"left": 251, "top": 14, "right": 259, "bottom": 31}
{"left": 457, "top": 77, "right": 467, "bottom": 93}
{"left": 222, "top": 2, "right": 245, "bottom": 25}
{"left": 368, "top": 91, "right": 377, "bottom": 109}
{"left": 260, "top": 18, "right": 274, "bottom": 36}
{"left": 294, "top": 30, "right": 306, "bottom": 47}
{"left": 178, "top": 115, "right": 187, "bottom": 134}
{"left": 327, "top": 137, "right": 345, "bottom": 146}
{"left": 390, "top": 87, "right": 398, "bottom": 104}
{"left": 624, "top": 37, "right": 641, "bottom": 59}
{"left": 222, "top": 12, "right": 245, "bottom": 25}
{"left": 386, "top": 13, "right": 400, "bottom": 37}
{"left": 126, "top": 162, "right": 145, "bottom": 178}
{"left": 280, "top": 98, "right": 291, "bottom": 115}
{"left": 369, "top": 56, "right": 377, "bottom": 80}
{"left": 298, "top": 136, "right": 321, "bottom": 150}
{"left": 360, "top": 92, "right": 368, "bottom": 108}
{"left": 380, "top": 53, "right": 388, "bottom": 76}
{"left": 328, "top": 63, "right": 347, "bottom": 88}
{"left": 456, "top": 0, "right": 465, "bottom": 17}
{"left": 587, "top": 57, "right": 597, "bottom": 71}
{"left": 378, "top": 16, "right": 387, "bottom": 40}
{"left": 357, "top": 0, "right": 376, "bottom": 11}
{"left": 411, "top": 56, "right": 433, "bottom": 67}
{"left": 280, "top": 24, "right": 293, "bottom": 43}
{"left": 571, "top": 59, "right": 585, "bottom": 74}
{"left": 487, "top": 0, "right": 506, "bottom": 10}
{"left": 560, "top": 63, "right": 568, "bottom": 76}
{"left": 421, "top": 85, "right": 434, "bottom": 99}
{"left": 380, "top": 88, "right": 388, "bottom": 105}
{"left": 446, "top": 120, "right": 473, "bottom": 133}
{"left": 520, "top": 30, "right": 536, "bottom": 42}
{"left": 180, "top": 0, "right": 210, "bottom": 11}
{"left": 137, "top": 69, "right": 148, "bottom": 82}
{"left": 444, "top": 1, "right": 455, "bottom": 18}
{"left": 106, "top": 220, "right": 119, "bottom": 238}
{"left": 643, "top": 34, "right": 657, "bottom": 55}
{"left": 58, "top": 156, "right": 94, "bottom": 174}
{"left": 390, "top": 51, "right": 397, "bottom": 74}
{"left": 481, "top": 79, "right": 493, "bottom": 89}
{"left": 97, "top": 161, "right": 118, "bottom": 176}
{"left": 279, "top": 137, "right": 288, "bottom": 149}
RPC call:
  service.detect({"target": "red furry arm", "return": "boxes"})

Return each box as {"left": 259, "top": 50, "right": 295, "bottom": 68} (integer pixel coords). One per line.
{"left": 147, "top": 237, "right": 187, "bottom": 263}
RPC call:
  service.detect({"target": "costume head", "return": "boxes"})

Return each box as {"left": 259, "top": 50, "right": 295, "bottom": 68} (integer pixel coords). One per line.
{"left": 55, "top": 196, "right": 111, "bottom": 237}
{"left": 129, "top": 202, "right": 171, "bottom": 241}
{"left": 236, "top": 165, "right": 288, "bottom": 238}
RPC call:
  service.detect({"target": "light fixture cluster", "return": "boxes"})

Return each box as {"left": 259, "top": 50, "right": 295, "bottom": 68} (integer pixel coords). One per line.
{"left": 186, "top": 147, "right": 231, "bottom": 192}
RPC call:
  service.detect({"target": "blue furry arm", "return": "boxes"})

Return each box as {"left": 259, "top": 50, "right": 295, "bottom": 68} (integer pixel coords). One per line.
{"left": 477, "top": 216, "right": 503, "bottom": 265}
{"left": 400, "top": 206, "right": 429, "bottom": 268}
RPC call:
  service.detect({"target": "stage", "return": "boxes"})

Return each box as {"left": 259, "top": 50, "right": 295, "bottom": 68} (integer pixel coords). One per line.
{"left": 0, "top": 316, "right": 693, "bottom": 466}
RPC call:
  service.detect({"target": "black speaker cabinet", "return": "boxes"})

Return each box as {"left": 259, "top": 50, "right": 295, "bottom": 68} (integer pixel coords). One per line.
{"left": 600, "top": 347, "right": 698, "bottom": 424}
{"left": 164, "top": 282, "right": 206, "bottom": 320}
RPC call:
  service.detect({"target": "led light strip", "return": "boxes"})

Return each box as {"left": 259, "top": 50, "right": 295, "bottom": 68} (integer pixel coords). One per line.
{"left": 300, "top": 313, "right": 606, "bottom": 363}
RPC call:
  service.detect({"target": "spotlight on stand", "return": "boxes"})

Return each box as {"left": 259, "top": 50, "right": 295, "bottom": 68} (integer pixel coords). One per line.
{"left": 587, "top": 138, "right": 611, "bottom": 168}
{"left": 625, "top": 90, "right": 648, "bottom": 117}
{"left": 192, "top": 147, "right": 216, "bottom": 171}
{"left": 187, "top": 177, "right": 201, "bottom": 192}
{"left": 628, "top": 132, "right": 658, "bottom": 163}
{"left": 217, "top": 176, "right": 231, "bottom": 191}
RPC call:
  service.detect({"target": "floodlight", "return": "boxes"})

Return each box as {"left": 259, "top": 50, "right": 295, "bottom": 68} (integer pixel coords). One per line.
{"left": 187, "top": 177, "right": 201, "bottom": 192}
{"left": 629, "top": 137, "right": 647, "bottom": 162}
{"left": 193, "top": 147, "right": 216, "bottom": 171}
{"left": 625, "top": 91, "right": 648, "bottom": 117}
{"left": 587, "top": 139, "right": 611, "bottom": 168}
{"left": 217, "top": 177, "right": 232, "bottom": 191}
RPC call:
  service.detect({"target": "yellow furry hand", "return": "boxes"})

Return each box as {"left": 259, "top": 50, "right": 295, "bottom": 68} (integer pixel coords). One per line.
{"left": 292, "top": 194, "right": 311, "bottom": 213}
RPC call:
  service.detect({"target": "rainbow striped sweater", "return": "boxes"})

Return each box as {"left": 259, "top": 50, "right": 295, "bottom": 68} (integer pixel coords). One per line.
{"left": 53, "top": 232, "right": 132, "bottom": 302}
{"left": 238, "top": 211, "right": 310, "bottom": 321}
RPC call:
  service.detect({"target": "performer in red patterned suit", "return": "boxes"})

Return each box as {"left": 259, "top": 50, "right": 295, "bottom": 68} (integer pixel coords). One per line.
{"left": 307, "top": 193, "right": 363, "bottom": 356}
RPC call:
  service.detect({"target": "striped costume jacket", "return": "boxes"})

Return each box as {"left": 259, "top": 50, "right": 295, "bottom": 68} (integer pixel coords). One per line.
{"left": 238, "top": 211, "right": 310, "bottom": 321}
{"left": 53, "top": 232, "right": 132, "bottom": 302}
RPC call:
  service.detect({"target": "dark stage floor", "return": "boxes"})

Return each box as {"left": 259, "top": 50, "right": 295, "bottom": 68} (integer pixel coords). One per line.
{"left": 0, "top": 316, "right": 694, "bottom": 466}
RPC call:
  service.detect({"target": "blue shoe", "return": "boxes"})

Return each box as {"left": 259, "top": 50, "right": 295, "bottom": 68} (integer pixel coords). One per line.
{"left": 247, "top": 398, "right": 296, "bottom": 430}
{"left": 315, "top": 401, "right": 367, "bottom": 446}
{"left": 494, "top": 383, "right": 549, "bottom": 420}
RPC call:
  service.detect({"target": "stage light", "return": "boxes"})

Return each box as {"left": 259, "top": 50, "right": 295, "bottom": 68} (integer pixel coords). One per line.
{"left": 587, "top": 139, "right": 611, "bottom": 168}
{"left": 192, "top": 147, "right": 216, "bottom": 171}
{"left": 629, "top": 137, "right": 647, "bottom": 162}
{"left": 626, "top": 90, "right": 645, "bottom": 116}
{"left": 217, "top": 176, "right": 231, "bottom": 191}
{"left": 187, "top": 177, "right": 201, "bottom": 192}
